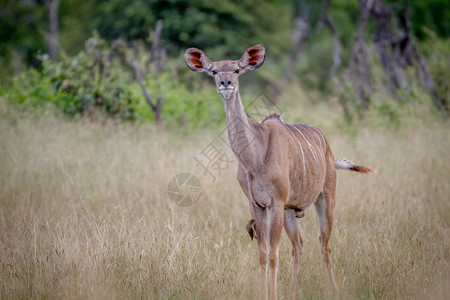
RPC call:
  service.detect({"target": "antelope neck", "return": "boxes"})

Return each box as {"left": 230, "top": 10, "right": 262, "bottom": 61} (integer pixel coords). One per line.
{"left": 222, "top": 90, "right": 262, "bottom": 168}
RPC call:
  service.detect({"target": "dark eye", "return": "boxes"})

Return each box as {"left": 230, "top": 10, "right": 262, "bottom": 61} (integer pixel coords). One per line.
{"left": 234, "top": 69, "right": 240, "bottom": 74}
{"left": 212, "top": 70, "right": 217, "bottom": 75}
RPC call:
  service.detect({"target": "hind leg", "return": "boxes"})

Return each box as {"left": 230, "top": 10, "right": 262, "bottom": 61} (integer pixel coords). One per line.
{"left": 314, "top": 189, "right": 338, "bottom": 292}
{"left": 284, "top": 209, "right": 303, "bottom": 300}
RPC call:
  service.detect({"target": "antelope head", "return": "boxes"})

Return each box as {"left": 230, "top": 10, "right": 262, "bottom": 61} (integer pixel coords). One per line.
{"left": 185, "top": 45, "right": 265, "bottom": 101}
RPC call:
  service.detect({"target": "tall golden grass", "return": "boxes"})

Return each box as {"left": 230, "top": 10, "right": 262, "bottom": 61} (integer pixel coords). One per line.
{"left": 1, "top": 107, "right": 449, "bottom": 299}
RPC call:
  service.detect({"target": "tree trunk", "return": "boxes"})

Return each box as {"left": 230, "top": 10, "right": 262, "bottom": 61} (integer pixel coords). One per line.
{"left": 411, "top": 40, "right": 449, "bottom": 119}
{"left": 399, "top": 1, "right": 448, "bottom": 118}
{"left": 45, "top": 0, "right": 60, "bottom": 60}
{"left": 320, "top": 0, "right": 342, "bottom": 77}
{"left": 371, "top": 0, "right": 407, "bottom": 95}
{"left": 283, "top": 17, "right": 309, "bottom": 82}
{"left": 346, "top": 0, "right": 374, "bottom": 115}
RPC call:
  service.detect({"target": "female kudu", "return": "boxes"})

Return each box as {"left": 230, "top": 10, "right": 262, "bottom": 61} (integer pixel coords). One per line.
{"left": 185, "top": 44, "right": 373, "bottom": 300}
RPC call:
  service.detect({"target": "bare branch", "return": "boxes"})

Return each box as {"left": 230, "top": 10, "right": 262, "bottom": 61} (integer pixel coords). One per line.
{"left": 131, "top": 60, "right": 163, "bottom": 125}
{"left": 283, "top": 17, "right": 309, "bottom": 82}
{"left": 371, "top": 0, "right": 407, "bottom": 94}
{"left": 346, "top": 0, "right": 374, "bottom": 114}
{"left": 146, "top": 20, "right": 164, "bottom": 75}
{"left": 131, "top": 61, "right": 155, "bottom": 110}
{"left": 114, "top": 42, "right": 163, "bottom": 126}
{"left": 320, "top": 0, "right": 342, "bottom": 77}
{"left": 400, "top": 1, "right": 447, "bottom": 118}
{"left": 371, "top": 0, "right": 447, "bottom": 117}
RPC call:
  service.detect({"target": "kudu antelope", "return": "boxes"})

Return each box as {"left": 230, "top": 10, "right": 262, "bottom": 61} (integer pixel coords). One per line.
{"left": 185, "top": 44, "right": 373, "bottom": 300}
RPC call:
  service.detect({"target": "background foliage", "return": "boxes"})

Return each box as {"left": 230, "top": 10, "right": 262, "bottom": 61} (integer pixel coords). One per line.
{"left": 0, "top": 0, "right": 449, "bottom": 127}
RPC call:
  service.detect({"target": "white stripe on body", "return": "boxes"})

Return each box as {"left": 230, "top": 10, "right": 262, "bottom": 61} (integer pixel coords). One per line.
{"left": 290, "top": 125, "right": 318, "bottom": 163}
{"left": 283, "top": 124, "right": 307, "bottom": 175}
{"left": 308, "top": 126, "right": 328, "bottom": 155}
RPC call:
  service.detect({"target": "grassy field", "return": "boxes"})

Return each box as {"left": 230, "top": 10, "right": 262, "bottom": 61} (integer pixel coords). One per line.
{"left": 0, "top": 105, "right": 449, "bottom": 299}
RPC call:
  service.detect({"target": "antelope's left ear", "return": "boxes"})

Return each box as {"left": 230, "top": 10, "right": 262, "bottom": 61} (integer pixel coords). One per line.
{"left": 185, "top": 48, "right": 214, "bottom": 75}
{"left": 239, "top": 44, "right": 265, "bottom": 72}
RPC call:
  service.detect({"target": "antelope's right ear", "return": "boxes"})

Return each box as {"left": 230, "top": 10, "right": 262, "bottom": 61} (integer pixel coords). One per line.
{"left": 185, "top": 48, "right": 214, "bottom": 75}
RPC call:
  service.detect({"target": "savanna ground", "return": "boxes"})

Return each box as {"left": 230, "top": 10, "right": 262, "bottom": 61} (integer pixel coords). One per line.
{"left": 0, "top": 93, "right": 449, "bottom": 299}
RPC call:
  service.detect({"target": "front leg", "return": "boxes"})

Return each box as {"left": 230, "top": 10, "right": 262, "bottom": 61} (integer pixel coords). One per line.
{"left": 237, "top": 166, "right": 258, "bottom": 240}
{"left": 268, "top": 203, "right": 284, "bottom": 300}
{"left": 237, "top": 167, "right": 269, "bottom": 299}
{"left": 252, "top": 203, "right": 269, "bottom": 300}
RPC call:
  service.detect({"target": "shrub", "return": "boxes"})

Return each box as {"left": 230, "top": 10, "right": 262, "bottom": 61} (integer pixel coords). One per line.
{"left": 2, "top": 35, "right": 224, "bottom": 129}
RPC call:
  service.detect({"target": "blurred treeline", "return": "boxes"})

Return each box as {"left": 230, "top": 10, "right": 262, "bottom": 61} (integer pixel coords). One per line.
{"left": 1, "top": 0, "right": 449, "bottom": 127}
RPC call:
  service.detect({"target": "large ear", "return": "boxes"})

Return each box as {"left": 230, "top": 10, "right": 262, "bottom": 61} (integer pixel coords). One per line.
{"left": 185, "top": 48, "right": 213, "bottom": 75}
{"left": 239, "top": 44, "right": 265, "bottom": 72}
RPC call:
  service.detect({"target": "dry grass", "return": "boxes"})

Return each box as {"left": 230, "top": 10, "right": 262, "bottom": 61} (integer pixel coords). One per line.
{"left": 0, "top": 109, "right": 449, "bottom": 299}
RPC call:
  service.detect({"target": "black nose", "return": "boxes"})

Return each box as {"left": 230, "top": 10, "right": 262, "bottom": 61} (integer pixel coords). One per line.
{"left": 220, "top": 81, "right": 231, "bottom": 86}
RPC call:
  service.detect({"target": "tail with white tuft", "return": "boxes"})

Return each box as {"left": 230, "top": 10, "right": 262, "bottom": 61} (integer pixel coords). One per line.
{"left": 335, "top": 159, "right": 374, "bottom": 174}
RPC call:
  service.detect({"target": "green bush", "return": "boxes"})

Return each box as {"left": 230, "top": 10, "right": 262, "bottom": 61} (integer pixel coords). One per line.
{"left": 38, "top": 36, "right": 137, "bottom": 119}
{"left": 5, "top": 69, "right": 68, "bottom": 114}
{"left": 129, "top": 73, "right": 225, "bottom": 128}
{"left": 2, "top": 34, "right": 224, "bottom": 129}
